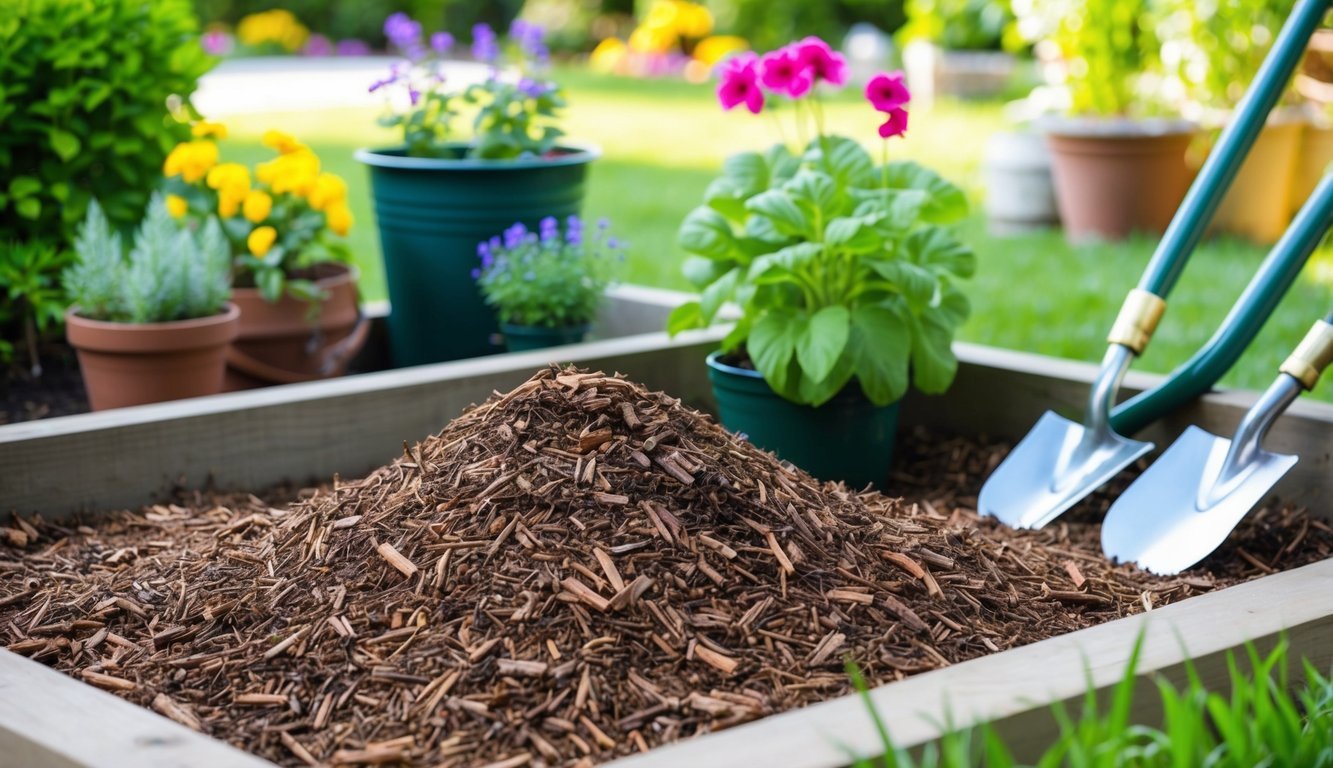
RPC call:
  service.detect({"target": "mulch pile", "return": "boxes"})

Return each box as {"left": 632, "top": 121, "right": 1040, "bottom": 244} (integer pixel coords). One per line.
{"left": 3, "top": 366, "right": 1329, "bottom": 767}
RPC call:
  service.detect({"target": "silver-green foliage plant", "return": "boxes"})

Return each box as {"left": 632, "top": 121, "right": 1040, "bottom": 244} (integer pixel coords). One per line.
{"left": 844, "top": 635, "right": 1333, "bottom": 767}
{"left": 64, "top": 196, "right": 231, "bottom": 324}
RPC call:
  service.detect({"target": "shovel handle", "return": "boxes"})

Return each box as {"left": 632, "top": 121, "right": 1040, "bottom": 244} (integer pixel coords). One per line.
{"left": 1280, "top": 314, "right": 1333, "bottom": 390}
{"left": 1136, "top": 0, "right": 1326, "bottom": 299}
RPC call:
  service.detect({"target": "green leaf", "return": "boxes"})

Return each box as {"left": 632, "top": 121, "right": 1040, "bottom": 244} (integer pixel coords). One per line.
{"left": 795, "top": 305, "right": 850, "bottom": 384}
{"left": 49, "top": 129, "right": 80, "bottom": 160}
{"left": 825, "top": 216, "right": 884, "bottom": 253}
{"left": 681, "top": 255, "right": 729, "bottom": 288}
{"left": 750, "top": 308, "right": 801, "bottom": 395}
{"left": 9, "top": 175, "right": 40, "bottom": 199}
{"left": 257, "top": 267, "right": 284, "bottom": 303}
{"left": 804, "top": 135, "right": 875, "bottom": 189}
{"left": 666, "top": 301, "right": 704, "bottom": 336}
{"left": 16, "top": 197, "right": 40, "bottom": 220}
{"left": 882, "top": 161, "right": 969, "bottom": 224}
{"left": 747, "top": 242, "right": 822, "bottom": 283}
{"left": 904, "top": 226, "right": 976, "bottom": 279}
{"left": 784, "top": 170, "right": 839, "bottom": 218}
{"left": 678, "top": 206, "right": 739, "bottom": 260}
{"left": 746, "top": 189, "right": 809, "bottom": 237}
{"left": 869, "top": 260, "right": 938, "bottom": 312}
{"left": 720, "top": 151, "right": 769, "bottom": 197}
{"left": 909, "top": 304, "right": 960, "bottom": 394}
{"left": 797, "top": 351, "right": 854, "bottom": 406}
{"left": 849, "top": 303, "right": 911, "bottom": 406}
{"left": 700, "top": 267, "right": 740, "bottom": 323}
{"left": 764, "top": 143, "right": 801, "bottom": 183}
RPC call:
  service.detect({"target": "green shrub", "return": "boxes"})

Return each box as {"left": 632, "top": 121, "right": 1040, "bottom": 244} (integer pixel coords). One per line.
{"left": 899, "top": 0, "right": 1017, "bottom": 52}
{"left": 65, "top": 198, "right": 232, "bottom": 324}
{"left": 0, "top": 241, "right": 71, "bottom": 373}
{"left": 707, "top": 0, "right": 906, "bottom": 53}
{"left": 194, "top": 0, "right": 523, "bottom": 47}
{"left": 0, "top": 0, "right": 213, "bottom": 250}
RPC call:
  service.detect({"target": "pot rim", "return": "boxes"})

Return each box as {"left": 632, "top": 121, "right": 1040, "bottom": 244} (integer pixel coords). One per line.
{"left": 706, "top": 349, "right": 763, "bottom": 380}
{"left": 354, "top": 142, "right": 602, "bottom": 171}
{"left": 66, "top": 303, "right": 241, "bottom": 353}
{"left": 500, "top": 321, "right": 593, "bottom": 334}
{"left": 1037, "top": 115, "right": 1198, "bottom": 139}
{"left": 232, "top": 262, "right": 360, "bottom": 296}
{"left": 65, "top": 302, "right": 240, "bottom": 332}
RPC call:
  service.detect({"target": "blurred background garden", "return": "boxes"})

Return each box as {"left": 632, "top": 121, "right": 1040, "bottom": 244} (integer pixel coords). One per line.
{"left": 2, "top": 0, "right": 1330, "bottom": 414}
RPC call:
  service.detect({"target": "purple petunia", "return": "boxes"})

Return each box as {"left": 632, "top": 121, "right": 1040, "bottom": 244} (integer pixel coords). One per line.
{"left": 335, "top": 38, "right": 371, "bottom": 56}
{"left": 503, "top": 222, "right": 529, "bottom": 249}
{"left": 384, "top": 12, "right": 422, "bottom": 51}
{"left": 517, "top": 77, "right": 551, "bottom": 99}
{"left": 539, "top": 216, "right": 559, "bottom": 243}
{"left": 431, "top": 31, "right": 454, "bottom": 55}
{"left": 472, "top": 23, "right": 499, "bottom": 63}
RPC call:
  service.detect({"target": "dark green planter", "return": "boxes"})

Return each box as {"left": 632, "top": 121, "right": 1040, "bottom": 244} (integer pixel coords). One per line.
{"left": 501, "top": 322, "right": 590, "bottom": 352}
{"left": 356, "top": 144, "right": 599, "bottom": 367}
{"left": 706, "top": 352, "right": 901, "bottom": 488}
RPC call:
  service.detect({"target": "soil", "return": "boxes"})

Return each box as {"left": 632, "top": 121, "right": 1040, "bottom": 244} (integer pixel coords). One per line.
{"left": 0, "top": 340, "right": 89, "bottom": 424}
{"left": 2, "top": 366, "right": 1328, "bottom": 768}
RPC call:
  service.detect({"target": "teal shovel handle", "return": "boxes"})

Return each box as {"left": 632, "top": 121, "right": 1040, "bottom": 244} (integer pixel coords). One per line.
{"left": 1135, "top": 0, "right": 1327, "bottom": 299}
{"left": 1111, "top": 172, "right": 1333, "bottom": 434}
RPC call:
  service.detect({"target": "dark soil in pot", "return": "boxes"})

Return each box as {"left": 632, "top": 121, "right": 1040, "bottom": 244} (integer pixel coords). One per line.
{"left": 3, "top": 367, "right": 1328, "bottom": 767}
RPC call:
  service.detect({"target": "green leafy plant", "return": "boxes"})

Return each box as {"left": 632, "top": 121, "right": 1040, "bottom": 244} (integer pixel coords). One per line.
{"left": 473, "top": 216, "right": 624, "bottom": 327}
{"left": 667, "top": 45, "right": 973, "bottom": 408}
{"left": 64, "top": 197, "right": 232, "bottom": 325}
{"left": 1027, "top": 0, "right": 1166, "bottom": 116}
{"left": 900, "top": 0, "right": 1018, "bottom": 52}
{"left": 0, "top": 0, "right": 213, "bottom": 251}
{"left": 0, "top": 241, "right": 72, "bottom": 375}
{"left": 1162, "top": 0, "right": 1298, "bottom": 113}
{"left": 843, "top": 635, "right": 1333, "bottom": 767}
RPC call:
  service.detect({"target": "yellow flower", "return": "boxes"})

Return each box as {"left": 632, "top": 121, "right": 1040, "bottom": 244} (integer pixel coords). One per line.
{"left": 165, "top": 194, "right": 189, "bottom": 219}
{"left": 191, "top": 121, "right": 228, "bottom": 140}
{"left": 261, "top": 129, "right": 305, "bottom": 155}
{"left": 242, "top": 190, "right": 272, "bottom": 223}
{"left": 325, "top": 203, "right": 353, "bottom": 237}
{"left": 237, "top": 9, "right": 309, "bottom": 52}
{"left": 307, "top": 173, "right": 347, "bottom": 211}
{"left": 257, "top": 148, "right": 320, "bottom": 196}
{"left": 628, "top": 23, "right": 677, "bottom": 55}
{"left": 163, "top": 140, "right": 219, "bottom": 184}
{"left": 693, "top": 35, "right": 748, "bottom": 66}
{"left": 674, "top": 2, "right": 713, "bottom": 38}
{"left": 206, "top": 162, "right": 251, "bottom": 218}
{"left": 247, "top": 225, "right": 277, "bottom": 257}
{"left": 589, "top": 38, "right": 627, "bottom": 73}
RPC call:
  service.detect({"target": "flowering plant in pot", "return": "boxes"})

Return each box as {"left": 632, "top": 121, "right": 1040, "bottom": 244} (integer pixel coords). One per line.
{"left": 474, "top": 215, "right": 625, "bottom": 352}
{"left": 62, "top": 196, "right": 238, "bottom": 411}
{"left": 357, "top": 13, "right": 599, "bottom": 366}
{"left": 667, "top": 39, "right": 975, "bottom": 487}
{"left": 1025, "top": 0, "right": 1196, "bottom": 241}
{"left": 162, "top": 123, "right": 366, "bottom": 389}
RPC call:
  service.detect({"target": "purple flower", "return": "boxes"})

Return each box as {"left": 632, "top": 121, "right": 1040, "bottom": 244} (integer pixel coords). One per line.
{"left": 368, "top": 63, "right": 406, "bottom": 93}
{"left": 597, "top": 217, "right": 610, "bottom": 231}
{"left": 471, "top": 267, "right": 482, "bottom": 279}
{"left": 384, "top": 12, "right": 422, "bottom": 51}
{"left": 431, "top": 31, "right": 454, "bottom": 55}
{"left": 409, "top": 87, "right": 421, "bottom": 105}
{"left": 503, "top": 222, "right": 528, "bottom": 249}
{"left": 511, "top": 19, "right": 548, "bottom": 63}
{"left": 336, "top": 38, "right": 371, "bottom": 56}
{"left": 201, "top": 30, "right": 233, "bottom": 57}
{"left": 539, "top": 216, "right": 558, "bottom": 242}
{"left": 517, "top": 77, "right": 550, "bottom": 99}
{"left": 565, "top": 216, "right": 583, "bottom": 246}
{"left": 303, "top": 34, "right": 332, "bottom": 57}
{"left": 606, "top": 237, "right": 620, "bottom": 249}
{"left": 472, "top": 23, "right": 499, "bottom": 63}
{"left": 489, "top": 236, "right": 502, "bottom": 253}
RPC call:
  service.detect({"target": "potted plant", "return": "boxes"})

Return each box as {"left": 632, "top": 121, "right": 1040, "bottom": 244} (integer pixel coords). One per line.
{"left": 667, "top": 41, "right": 974, "bottom": 487}
{"left": 1168, "top": 0, "right": 1300, "bottom": 243}
{"left": 473, "top": 215, "right": 624, "bottom": 352}
{"left": 899, "top": 0, "right": 1020, "bottom": 103}
{"left": 357, "top": 14, "right": 599, "bottom": 366}
{"left": 1029, "top": 0, "right": 1197, "bottom": 241}
{"left": 162, "top": 123, "right": 366, "bottom": 390}
{"left": 62, "top": 196, "right": 238, "bottom": 411}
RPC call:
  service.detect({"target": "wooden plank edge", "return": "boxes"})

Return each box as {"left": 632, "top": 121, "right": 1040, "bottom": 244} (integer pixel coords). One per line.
{"left": 605, "top": 556, "right": 1333, "bottom": 768}
{"left": 0, "top": 649, "right": 273, "bottom": 768}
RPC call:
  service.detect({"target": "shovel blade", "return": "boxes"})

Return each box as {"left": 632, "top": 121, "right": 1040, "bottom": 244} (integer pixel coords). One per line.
{"left": 979, "top": 411, "right": 1154, "bottom": 529}
{"left": 1101, "top": 426, "right": 1298, "bottom": 575}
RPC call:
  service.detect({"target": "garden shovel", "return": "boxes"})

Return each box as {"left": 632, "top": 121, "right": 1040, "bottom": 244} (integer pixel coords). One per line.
{"left": 979, "top": 0, "right": 1329, "bottom": 530}
{"left": 1101, "top": 312, "right": 1333, "bottom": 575}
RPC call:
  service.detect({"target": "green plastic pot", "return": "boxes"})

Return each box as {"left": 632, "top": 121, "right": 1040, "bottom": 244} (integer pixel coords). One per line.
{"left": 500, "top": 322, "right": 590, "bottom": 352}
{"left": 706, "top": 352, "right": 900, "bottom": 488}
{"left": 356, "top": 143, "right": 599, "bottom": 367}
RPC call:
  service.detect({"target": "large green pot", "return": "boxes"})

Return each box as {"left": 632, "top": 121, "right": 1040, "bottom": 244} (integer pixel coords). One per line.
{"left": 500, "top": 322, "right": 590, "bottom": 352}
{"left": 356, "top": 144, "right": 599, "bottom": 366}
{"left": 706, "top": 352, "right": 901, "bottom": 488}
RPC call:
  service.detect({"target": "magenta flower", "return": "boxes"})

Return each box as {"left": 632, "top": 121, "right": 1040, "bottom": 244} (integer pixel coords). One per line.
{"left": 865, "top": 70, "right": 910, "bottom": 112}
{"left": 878, "top": 108, "right": 909, "bottom": 139}
{"left": 717, "top": 52, "right": 765, "bottom": 114}
{"left": 759, "top": 46, "right": 813, "bottom": 99}
{"left": 793, "top": 36, "right": 848, "bottom": 87}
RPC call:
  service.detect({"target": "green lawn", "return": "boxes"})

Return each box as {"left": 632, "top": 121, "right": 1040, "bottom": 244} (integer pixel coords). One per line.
{"left": 218, "top": 67, "right": 1331, "bottom": 401}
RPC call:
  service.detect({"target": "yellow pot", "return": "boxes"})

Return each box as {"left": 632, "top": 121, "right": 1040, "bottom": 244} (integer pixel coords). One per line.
{"left": 1212, "top": 121, "right": 1303, "bottom": 244}
{"left": 1290, "top": 123, "right": 1333, "bottom": 217}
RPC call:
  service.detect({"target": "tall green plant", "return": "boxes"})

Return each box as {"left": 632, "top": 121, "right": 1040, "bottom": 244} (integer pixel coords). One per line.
{"left": 0, "top": 0, "right": 213, "bottom": 250}
{"left": 900, "top": 0, "right": 1018, "bottom": 52}
{"left": 1037, "top": 0, "right": 1165, "bottom": 116}
{"left": 1163, "top": 0, "right": 1298, "bottom": 112}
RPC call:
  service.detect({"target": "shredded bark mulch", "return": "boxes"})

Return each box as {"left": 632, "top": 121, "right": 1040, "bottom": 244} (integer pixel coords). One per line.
{"left": 2, "top": 366, "right": 1329, "bottom": 768}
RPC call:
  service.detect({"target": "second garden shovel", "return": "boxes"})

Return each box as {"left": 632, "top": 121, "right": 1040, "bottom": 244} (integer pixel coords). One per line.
{"left": 1101, "top": 313, "right": 1333, "bottom": 575}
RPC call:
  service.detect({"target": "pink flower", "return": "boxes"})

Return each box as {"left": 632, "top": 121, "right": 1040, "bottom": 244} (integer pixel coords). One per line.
{"left": 865, "top": 71, "right": 910, "bottom": 112}
{"left": 759, "top": 46, "right": 813, "bottom": 99}
{"left": 878, "top": 108, "right": 909, "bottom": 139}
{"left": 717, "top": 52, "right": 765, "bottom": 114}
{"left": 793, "top": 36, "right": 848, "bottom": 87}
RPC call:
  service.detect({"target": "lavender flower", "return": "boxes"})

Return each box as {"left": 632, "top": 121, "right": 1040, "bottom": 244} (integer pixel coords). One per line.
{"left": 368, "top": 62, "right": 406, "bottom": 93}
{"left": 503, "top": 222, "right": 528, "bottom": 249}
{"left": 511, "top": 19, "right": 549, "bottom": 64}
{"left": 430, "top": 31, "right": 454, "bottom": 54}
{"left": 303, "top": 34, "right": 332, "bottom": 56}
{"left": 472, "top": 23, "right": 499, "bottom": 63}
{"left": 517, "top": 78, "right": 550, "bottom": 99}
{"left": 384, "top": 12, "right": 422, "bottom": 51}
{"left": 539, "top": 216, "right": 558, "bottom": 243}
{"left": 335, "top": 38, "right": 371, "bottom": 56}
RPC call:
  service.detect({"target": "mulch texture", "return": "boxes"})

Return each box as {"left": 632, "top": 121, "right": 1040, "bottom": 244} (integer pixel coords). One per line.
{"left": 2, "top": 366, "right": 1328, "bottom": 768}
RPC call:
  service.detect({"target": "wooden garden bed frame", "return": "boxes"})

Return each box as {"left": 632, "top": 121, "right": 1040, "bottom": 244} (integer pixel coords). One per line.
{"left": 1, "top": 285, "right": 1330, "bottom": 767}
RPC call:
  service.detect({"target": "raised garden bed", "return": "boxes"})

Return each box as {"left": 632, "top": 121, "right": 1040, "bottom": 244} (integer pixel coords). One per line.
{"left": 2, "top": 286, "right": 1331, "bottom": 767}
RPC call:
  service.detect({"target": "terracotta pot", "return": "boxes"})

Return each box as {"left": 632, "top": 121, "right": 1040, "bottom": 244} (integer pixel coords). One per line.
{"left": 1290, "top": 122, "right": 1333, "bottom": 218}
{"left": 225, "top": 263, "right": 369, "bottom": 391}
{"left": 66, "top": 304, "right": 240, "bottom": 411}
{"left": 1211, "top": 120, "right": 1303, "bottom": 243}
{"left": 1043, "top": 118, "right": 1197, "bottom": 242}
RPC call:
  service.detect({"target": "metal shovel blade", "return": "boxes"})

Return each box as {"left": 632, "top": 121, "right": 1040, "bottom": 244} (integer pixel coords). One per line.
{"left": 1101, "top": 425, "right": 1298, "bottom": 575}
{"left": 979, "top": 410, "right": 1155, "bottom": 529}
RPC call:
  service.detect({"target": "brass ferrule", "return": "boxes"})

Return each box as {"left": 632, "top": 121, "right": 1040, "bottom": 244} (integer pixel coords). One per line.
{"left": 1106, "top": 289, "right": 1167, "bottom": 355}
{"left": 1279, "top": 319, "right": 1333, "bottom": 390}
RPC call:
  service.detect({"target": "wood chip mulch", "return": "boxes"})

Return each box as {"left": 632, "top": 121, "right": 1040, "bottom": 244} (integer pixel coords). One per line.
{"left": 2, "top": 366, "right": 1329, "bottom": 767}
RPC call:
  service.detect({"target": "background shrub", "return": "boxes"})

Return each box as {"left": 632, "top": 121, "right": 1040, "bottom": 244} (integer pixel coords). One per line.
{"left": 195, "top": 0, "right": 525, "bottom": 47}
{"left": 0, "top": 0, "right": 213, "bottom": 249}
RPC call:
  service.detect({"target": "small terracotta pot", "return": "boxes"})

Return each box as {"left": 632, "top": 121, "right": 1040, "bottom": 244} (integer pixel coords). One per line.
{"left": 225, "top": 263, "right": 369, "bottom": 391}
{"left": 1211, "top": 119, "right": 1303, "bottom": 243}
{"left": 66, "top": 304, "right": 240, "bottom": 411}
{"left": 1043, "top": 118, "right": 1197, "bottom": 242}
